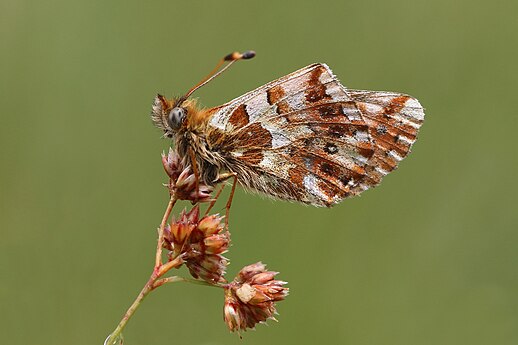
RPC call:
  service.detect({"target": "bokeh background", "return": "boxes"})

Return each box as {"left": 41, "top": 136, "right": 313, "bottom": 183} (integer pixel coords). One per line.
{"left": 1, "top": 0, "right": 517, "bottom": 344}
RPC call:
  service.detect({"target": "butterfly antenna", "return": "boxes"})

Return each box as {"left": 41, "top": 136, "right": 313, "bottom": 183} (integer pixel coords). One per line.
{"left": 180, "top": 50, "right": 256, "bottom": 102}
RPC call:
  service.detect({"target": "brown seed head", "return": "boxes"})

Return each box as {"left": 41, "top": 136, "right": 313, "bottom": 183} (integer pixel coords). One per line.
{"left": 163, "top": 205, "right": 229, "bottom": 284}
{"left": 223, "top": 262, "right": 288, "bottom": 332}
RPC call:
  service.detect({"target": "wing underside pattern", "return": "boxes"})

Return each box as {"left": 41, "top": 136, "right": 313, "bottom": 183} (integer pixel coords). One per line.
{"left": 206, "top": 64, "right": 424, "bottom": 206}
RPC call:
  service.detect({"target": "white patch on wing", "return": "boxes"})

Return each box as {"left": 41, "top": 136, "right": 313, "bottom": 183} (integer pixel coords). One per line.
{"left": 362, "top": 102, "right": 383, "bottom": 115}
{"left": 260, "top": 117, "right": 293, "bottom": 149}
{"left": 388, "top": 150, "right": 404, "bottom": 161}
{"left": 261, "top": 121, "right": 291, "bottom": 148}
{"left": 343, "top": 105, "right": 363, "bottom": 121}
{"left": 355, "top": 154, "right": 369, "bottom": 165}
{"left": 209, "top": 108, "right": 231, "bottom": 130}
{"left": 403, "top": 98, "right": 425, "bottom": 121}
{"left": 278, "top": 71, "right": 315, "bottom": 96}
{"left": 259, "top": 151, "right": 294, "bottom": 179}
{"left": 244, "top": 92, "right": 270, "bottom": 123}
{"left": 390, "top": 114, "right": 421, "bottom": 129}
{"left": 286, "top": 91, "right": 306, "bottom": 111}
{"left": 325, "top": 82, "right": 350, "bottom": 102}
{"left": 397, "top": 135, "right": 415, "bottom": 146}
{"left": 354, "top": 130, "right": 370, "bottom": 142}
{"left": 375, "top": 167, "right": 389, "bottom": 176}
{"left": 303, "top": 174, "right": 328, "bottom": 202}
{"left": 357, "top": 183, "right": 370, "bottom": 192}
{"left": 335, "top": 152, "right": 366, "bottom": 171}
{"left": 230, "top": 149, "right": 244, "bottom": 157}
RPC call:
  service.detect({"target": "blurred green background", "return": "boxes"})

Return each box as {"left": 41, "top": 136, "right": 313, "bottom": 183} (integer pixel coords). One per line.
{"left": 1, "top": 0, "right": 517, "bottom": 344}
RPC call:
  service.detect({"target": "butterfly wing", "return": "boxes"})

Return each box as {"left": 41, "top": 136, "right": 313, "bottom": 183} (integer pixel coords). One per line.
{"left": 205, "top": 64, "right": 424, "bottom": 206}
{"left": 345, "top": 89, "right": 424, "bottom": 195}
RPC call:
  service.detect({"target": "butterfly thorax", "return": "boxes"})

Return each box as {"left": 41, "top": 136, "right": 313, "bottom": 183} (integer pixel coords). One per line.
{"left": 175, "top": 127, "right": 226, "bottom": 185}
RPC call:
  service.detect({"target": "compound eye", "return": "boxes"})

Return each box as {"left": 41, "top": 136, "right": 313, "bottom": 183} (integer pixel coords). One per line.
{"left": 167, "top": 107, "right": 186, "bottom": 130}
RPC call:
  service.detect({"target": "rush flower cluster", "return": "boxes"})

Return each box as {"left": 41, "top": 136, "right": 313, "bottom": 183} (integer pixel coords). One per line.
{"left": 224, "top": 262, "right": 289, "bottom": 332}
{"left": 162, "top": 148, "right": 213, "bottom": 203}
{"left": 163, "top": 205, "right": 229, "bottom": 284}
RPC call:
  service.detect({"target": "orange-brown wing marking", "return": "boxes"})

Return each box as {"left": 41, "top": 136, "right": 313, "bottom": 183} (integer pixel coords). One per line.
{"left": 227, "top": 104, "right": 250, "bottom": 128}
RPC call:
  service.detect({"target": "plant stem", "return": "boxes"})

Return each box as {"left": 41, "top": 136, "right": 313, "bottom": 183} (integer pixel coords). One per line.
{"left": 155, "top": 196, "right": 177, "bottom": 269}
{"left": 154, "top": 276, "right": 223, "bottom": 289}
{"left": 106, "top": 196, "right": 178, "bottom": 345}
{"left": 105, "top": 276, "right": 155, "bottom": 345}
{"left": 157, "top": 256, "right": 183, "bottom": 276}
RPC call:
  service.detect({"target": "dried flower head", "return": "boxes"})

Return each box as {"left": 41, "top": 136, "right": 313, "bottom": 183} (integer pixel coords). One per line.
{"left": 223, "top": 262, "right": 288, "bottom": 332}
{"left": 163, "top": 205, "right": 230, "bottom": 283}
{"left": 162, "top": 148, "right": 213, "bottom": 203}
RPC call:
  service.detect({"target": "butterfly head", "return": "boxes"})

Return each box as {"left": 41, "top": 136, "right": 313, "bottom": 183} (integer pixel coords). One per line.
{"left": 167, "top": 105, "right": 186, "bottom": 131}
{"left": 151, "top": 95, "right": 192, "bottom": 138}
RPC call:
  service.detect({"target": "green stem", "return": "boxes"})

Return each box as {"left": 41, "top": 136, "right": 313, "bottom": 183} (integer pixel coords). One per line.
{"left": 105, "top": 275, "right": 155, "bottom": 345}
{"left": 154, "top": 276, "right": 224, "bottom": 289}
{"left": 105, "top": 196, "right": 178, "bottom": 345}
{"left": 155, "top": 196, "right": 177, "bottom": 269}
{"left": 105, "top": 257, "right": 183, "bottom": 344}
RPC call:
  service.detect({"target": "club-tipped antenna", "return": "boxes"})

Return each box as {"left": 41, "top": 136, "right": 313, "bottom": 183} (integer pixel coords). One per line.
{"left": 179, "top": 50, "right": 256, "bottom": 103}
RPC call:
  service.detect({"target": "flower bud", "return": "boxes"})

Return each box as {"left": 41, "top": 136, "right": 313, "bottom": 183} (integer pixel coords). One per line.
{"left": 161, "top": 148, "right": 214, "bottom": 203}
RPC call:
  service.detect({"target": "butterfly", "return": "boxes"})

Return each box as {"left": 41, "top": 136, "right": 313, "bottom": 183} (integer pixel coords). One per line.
{"left": 151, "top": 51, "right": 424, "bottom": 207}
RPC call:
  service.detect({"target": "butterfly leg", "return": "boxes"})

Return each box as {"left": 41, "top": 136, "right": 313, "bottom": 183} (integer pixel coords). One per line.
{"left": 212, "top": 172, "right": 238, "bottom": 229}
{"left": 187, "top": 147, "right": 201, "bottom": 202}
{"left": 204, "top": 183, "right": 225, "bottom": 216}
